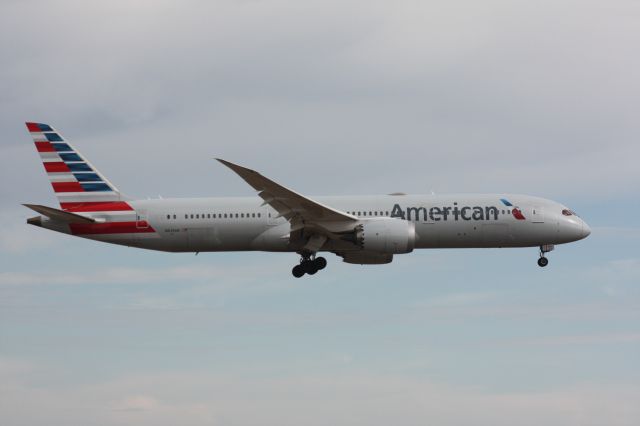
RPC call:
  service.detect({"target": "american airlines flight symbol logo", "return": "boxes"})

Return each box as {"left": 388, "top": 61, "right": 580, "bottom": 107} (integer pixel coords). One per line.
{"left": 500, "top": 198, "right": 526, "bottom": 220}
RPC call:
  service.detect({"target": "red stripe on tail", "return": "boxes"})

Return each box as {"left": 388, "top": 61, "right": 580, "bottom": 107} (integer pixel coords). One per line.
{"left": 26, "top": 122, "right": 42, "bottom": 132}
{"left": 44, "top": 162, "right": 70, "bottom": 173}
{"left": 61, "top": 202, "right": 133, "bottom": 212}
{"left": 35, "top": 141, "right": 56, "bottom": 152}
{"left": 52, "top": 182, "right": 84, "bottom": 192}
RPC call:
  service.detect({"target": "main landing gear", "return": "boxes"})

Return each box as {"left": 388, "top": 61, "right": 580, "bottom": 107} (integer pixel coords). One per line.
{"left": 292, "top": 253, "right": 327, "bottom": 278}
{"left": 537, "top": 244, "right": 554, "bottom": 267}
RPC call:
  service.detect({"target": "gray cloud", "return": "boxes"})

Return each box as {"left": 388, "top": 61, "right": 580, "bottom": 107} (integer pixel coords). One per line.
{"left": 1, "top": 0, "right": 639, "bottom": 202}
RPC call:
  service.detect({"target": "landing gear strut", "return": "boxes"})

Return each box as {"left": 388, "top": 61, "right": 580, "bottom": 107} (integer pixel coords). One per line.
{"left": 292, "top": 253, "right": 327, "bottom": 278}
{"left": 537, "top": 244, "right": 554, "bottom": 267}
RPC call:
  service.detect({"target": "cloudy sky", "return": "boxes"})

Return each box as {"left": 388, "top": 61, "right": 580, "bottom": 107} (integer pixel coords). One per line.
{"left": 1, "top": 0, "right": 639, "bottom": 425}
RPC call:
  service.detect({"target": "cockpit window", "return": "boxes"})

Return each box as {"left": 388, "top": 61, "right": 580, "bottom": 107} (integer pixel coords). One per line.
{"left": 562, "top": 209, "right": 576, "bottom": 216}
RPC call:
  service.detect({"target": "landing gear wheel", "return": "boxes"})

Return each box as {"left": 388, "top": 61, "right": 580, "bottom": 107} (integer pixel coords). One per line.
{"left": 292, "top": 264, "right": 305, "bottom": 278}
{"left": 303, "top": 260, "right": 319, "bottom": 275}
{"left": 537, "top": 257, "right": 549, "bottom": 267}
{"left": 315, "top": 257, "right": 327, "bottom": 270}
{"left": 292, "top": 253, "right": 328, "bottom": 277}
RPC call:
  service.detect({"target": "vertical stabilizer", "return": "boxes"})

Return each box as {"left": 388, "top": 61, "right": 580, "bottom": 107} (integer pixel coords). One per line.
{"left": 25, "top": 122, "right": 129, "bottom": 210}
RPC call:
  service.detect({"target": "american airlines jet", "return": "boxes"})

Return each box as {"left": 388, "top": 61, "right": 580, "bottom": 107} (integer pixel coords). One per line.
{"left": 24, "top": 122, "right": 590, "bottom": 277}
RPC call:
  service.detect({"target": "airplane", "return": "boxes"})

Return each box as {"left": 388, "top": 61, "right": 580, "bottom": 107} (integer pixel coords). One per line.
{"left": 23, "top": 122, "right": 591, "bottom": 277}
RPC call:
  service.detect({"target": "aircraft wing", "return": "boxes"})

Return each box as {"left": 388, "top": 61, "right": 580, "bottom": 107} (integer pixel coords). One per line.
{"left": 216, "top": 159, "right": 356, "bottom": 224}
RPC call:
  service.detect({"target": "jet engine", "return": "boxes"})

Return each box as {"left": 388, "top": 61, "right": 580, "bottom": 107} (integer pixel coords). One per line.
{"left": 353, "top": 218, "right": 416, "bottom": 254}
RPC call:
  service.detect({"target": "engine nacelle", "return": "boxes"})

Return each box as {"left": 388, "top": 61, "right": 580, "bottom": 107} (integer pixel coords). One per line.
{"left": 354, "top": 218, "right": 416, "bottom": 254}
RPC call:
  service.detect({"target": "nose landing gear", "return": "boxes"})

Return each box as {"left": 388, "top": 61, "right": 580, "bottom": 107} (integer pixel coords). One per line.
{"left": 292, "top": 253, "right": 327, "bottom": 278}
{"left": 537, "top": 244, "right": 554, "bottom": 267}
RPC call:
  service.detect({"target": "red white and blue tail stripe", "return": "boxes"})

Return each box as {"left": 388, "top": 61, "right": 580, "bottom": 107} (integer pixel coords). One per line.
{"left": 25, "top": 122, "right": 156, "bottom": 236}
{"left": 26, "top": 122, "right": 129, "bottom": 211}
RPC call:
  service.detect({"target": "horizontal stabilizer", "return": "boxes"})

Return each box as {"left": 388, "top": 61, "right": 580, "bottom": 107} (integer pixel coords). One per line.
{"left": 23, "top": 204, "right": 95, "bottom": 224}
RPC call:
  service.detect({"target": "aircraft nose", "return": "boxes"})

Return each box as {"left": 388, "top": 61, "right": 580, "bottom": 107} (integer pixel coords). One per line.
{"left": 581, "top": 220, "right": 591, "bottom": 239}
{"left": 559, "top": 215, "right": 589, "bottom": 242}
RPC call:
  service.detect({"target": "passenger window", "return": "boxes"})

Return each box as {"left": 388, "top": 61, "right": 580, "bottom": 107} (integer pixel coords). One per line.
{"left": 252, "top": 213, "right": 256, "bottom": 218}
{"left": 241, "top": 213, "right": 244, "bottom": 218}
{"left": 258, "top": 213, "right": 261, "bottom": 218}
{"left": 235, "top": 213, "right": 239, "bottom": 218}
{"left": 224, "top": 214, "right": 227, "bottom": 218}
{"left": 173, "top": 215, "right": 176, "bottom": 219}
{"left": 190, "top": 214, "right": 194, "bottom": 219}
{"left": 166, "top": 214, "right": 170, "bottom": 219}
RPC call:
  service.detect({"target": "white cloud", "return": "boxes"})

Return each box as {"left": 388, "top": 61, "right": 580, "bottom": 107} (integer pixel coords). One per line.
{"left": 412, "top": 291, "right": 497, "bottom": 308}
{"left": 1, "top": 368, "right": 639, "bottom": 426}
{"left": 0, "top": 357, "right": 34, "bottom": 379}
{"left": 0, "top": 262, "right": 286, "bottom": 288}
{"left": 113, "top": 395, "right": 159, "bottom": 412}
{"left": 514, "top": 332, "right": 640, "bottom": 346}
{"left": 583, "top": 258, "right": 640, "bottom": 288}
{"left": 592, "top": 227, "right": 640, "bottom": 239}
{"left": 0, "top": 223, "right": 56, "bottom": 254}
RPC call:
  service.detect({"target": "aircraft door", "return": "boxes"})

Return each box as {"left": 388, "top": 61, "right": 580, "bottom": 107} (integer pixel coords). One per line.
{"left": 265, "top": 208, "right": 280, "bottom": 226}
{"left": 531, "top": 206, "right": 545, "bottom": 223}
{"left": 136, "top": 210, "right": 149, "bottom": 229}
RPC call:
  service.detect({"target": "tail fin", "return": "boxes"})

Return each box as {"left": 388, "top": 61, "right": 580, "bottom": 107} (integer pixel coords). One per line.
{"left": 26, "top": 122, "right": 129, "bottom": 210}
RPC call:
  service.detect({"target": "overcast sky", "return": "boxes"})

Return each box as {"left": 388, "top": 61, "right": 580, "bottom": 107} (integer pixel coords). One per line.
{"left": 1, "top": 1, "right": 639, "bottom": 425}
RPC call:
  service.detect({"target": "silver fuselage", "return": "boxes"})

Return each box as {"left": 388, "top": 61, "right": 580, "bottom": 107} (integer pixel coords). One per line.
{"left": 38, "top": 193, "right": 590, "bottom": 253}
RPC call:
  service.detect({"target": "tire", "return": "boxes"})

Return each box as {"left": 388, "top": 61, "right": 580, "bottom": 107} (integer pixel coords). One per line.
{"left": 537, "top": 257, "right": 549, "bottom": 267}
{"left": 303, "top": 261, "right": 318, "bottom": 275}
{"left": 292, "top": 264, "right": 305, "bottom": 278}
{"left": 315, "top": 257, "right": 327, "bottom": 270}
